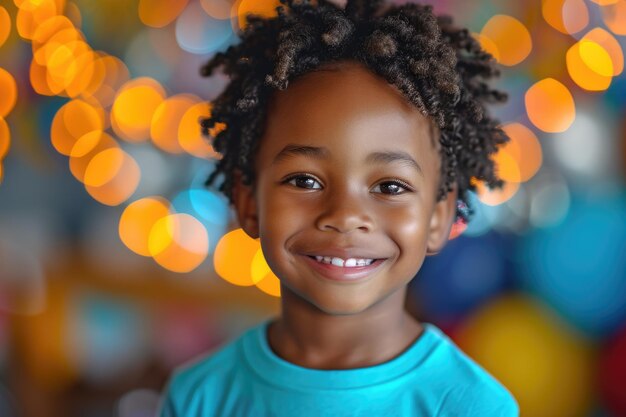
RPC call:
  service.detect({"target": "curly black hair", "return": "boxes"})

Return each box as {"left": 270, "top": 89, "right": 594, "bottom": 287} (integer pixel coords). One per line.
{"left": 200, "top": 0, "right": 508, "bottom": 222}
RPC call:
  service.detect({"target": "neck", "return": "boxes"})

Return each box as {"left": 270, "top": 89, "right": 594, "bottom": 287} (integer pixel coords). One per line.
{"left": 267, "top": 286, "right": 424, "bottom": 370}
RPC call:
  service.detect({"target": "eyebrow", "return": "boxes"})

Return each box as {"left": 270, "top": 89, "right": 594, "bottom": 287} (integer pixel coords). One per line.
{"left": 272, "top": 144, "right": 423, "bottom": 176}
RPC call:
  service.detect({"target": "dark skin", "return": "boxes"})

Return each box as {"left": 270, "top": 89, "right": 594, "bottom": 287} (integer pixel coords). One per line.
{"left": 233, "top": 61, "right": 457, "bottom": 370}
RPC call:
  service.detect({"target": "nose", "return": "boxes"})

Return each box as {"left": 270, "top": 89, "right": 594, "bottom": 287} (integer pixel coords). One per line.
{"left": 315, "top": 188, "right": 375, "bottom": 233}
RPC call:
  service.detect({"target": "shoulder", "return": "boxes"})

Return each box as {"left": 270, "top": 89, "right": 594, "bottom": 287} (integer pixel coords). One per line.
{"left": 421, "top": 325, "right": 519, "bottom": 416}
{"left": 158, "top": 325, "right": 258, "bottom": 417}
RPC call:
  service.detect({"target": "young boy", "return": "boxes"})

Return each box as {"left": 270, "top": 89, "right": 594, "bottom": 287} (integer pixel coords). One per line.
{"left": 160, "top": 0, "right": 518, "bottom": 415}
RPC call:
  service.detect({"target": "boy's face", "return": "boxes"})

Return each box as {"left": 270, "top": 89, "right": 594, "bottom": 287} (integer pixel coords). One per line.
{"left": 234, "top": 61, "right": 457, "bottom": 315}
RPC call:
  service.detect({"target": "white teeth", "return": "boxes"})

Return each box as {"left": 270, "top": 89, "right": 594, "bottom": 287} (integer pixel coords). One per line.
{"left": 312, "top": 256, "right": 375, "bottom": 267}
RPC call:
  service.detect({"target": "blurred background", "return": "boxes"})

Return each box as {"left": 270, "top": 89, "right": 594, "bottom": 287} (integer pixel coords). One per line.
{"left": 0, "top": 0, "right": 625, "bottom": 416}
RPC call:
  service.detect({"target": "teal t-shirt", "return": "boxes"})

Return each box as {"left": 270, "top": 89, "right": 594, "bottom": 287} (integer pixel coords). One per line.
{"left": 159, "top": 319, "right": 519, "bottom": 417}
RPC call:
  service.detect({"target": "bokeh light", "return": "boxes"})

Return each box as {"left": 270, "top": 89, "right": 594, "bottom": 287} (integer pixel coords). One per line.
{"left": 138, "top": 0, "right": 189, "bottom": 28}
{"left": 150, "top": 94, "right": 199, "bottom": 154}
{"left": 601, "top": 0, "right": 626, "bottom": 35}
{"left": 521, "top": 193, "right": 626, "bottom": 336}
{"left": 237, "top": 0, "right": 281, "bottom": 30}
{"left": 525, "top": 78, "right": 576, "bottom": 132}
{"left": 0, "top": 118, "right": 9, "bottom": 161}
{"left": 0, "top": 7, "right": 10, "bottom": 48}
{"left": 542, "top": 0, "right": 589, "bottom": 35}
{"left": 566, "top": 39, "right": 613, "bottom": 91}
{"left": 0, "top": 68, "right": 17, "bottom": 118}
{"left": 457, "top": 295, "right": 595, "bottom": 417}
{"left": 499, "top": 122, "right": 542, "bottom": 182}
{"left": 213, "top": 228, "right": 260, "bottom": 286}
{"left": 16, "top": 0, "right": 61, "bottom": 41}
{"left": 475, "top": 179, "right": 520, "bottom": 206}
{"left": 119, "top": 196, "right": 172, "bottom": 257}
{"left": 175, "top": 1, "right": 234, "bottom": 55}
{"left": 83, "top": 148, "right": 141, "bottom": 206}
{"left": 111, "top": 77, "right": 166, "bottom": 142}
{"left": 200, "top": 0, "right": 236, "bottom": 20}
{"left": 85, "top": 54, "right": 131, "bottom": 109}
{"left": 148, "top": 213, "right": 209, "bottom": 273}
{"left": 251, "top": 248, "right": 281, "bottom": 298}
{"left": 479, "top": 15, "right": 532, "bottom": 66}
{"left": 581, "top": 28, "right": 623, "bottom": 76}
{"left": 178, "top": 102, "right": 220, "bottom": 158}
{"left": 51, "top": 98, "right": 104, "bottom": 156}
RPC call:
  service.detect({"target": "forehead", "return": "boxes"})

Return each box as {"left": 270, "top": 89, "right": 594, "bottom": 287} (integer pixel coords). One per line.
{"left": 256, "top": 61, "right": 439, "bottom": 171}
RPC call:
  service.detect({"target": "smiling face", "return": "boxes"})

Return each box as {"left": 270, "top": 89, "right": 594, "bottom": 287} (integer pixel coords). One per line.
{"left": 233, "top": 61, "right": 457, "bottom": 316}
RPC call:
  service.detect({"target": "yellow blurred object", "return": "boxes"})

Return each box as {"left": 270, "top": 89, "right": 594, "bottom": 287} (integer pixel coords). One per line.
{"left": 475, "top": 178, "right": 520, "bottom": 206}
{"left": 525, "top": 78, "right": 575, "bottom": 133}
{"left": 119, "top": 197, "right": 172, "bottom": 256}
{"left": 252, "top": 248, "right": 281, "bottom": 297}
{"left": 111, "top": 77, "right": 166, "bottom": 142}
{"left": 214, "top": 228, "right": 260, "bottom": 286}
{"left": 149, "top": 213, "right": 209, "bottom": 273}
{"left": 566, "top": 40, "right": 613, "bottom": 91}
{"left": 0, "top": 67, "right": 17, "bottom": 118}
{"left": 51, "top": 99, "right": 104, "bottom": 155}
{"left": 16, "top": 0, "right": 63, "bottom": 40}
{"left": 456, "top": 294, "right": 596, "bottom": 417}
{"left": 581, "top": 28, "right": 623, "bottom": 76}
{"left": 0, "top": 7, "right": 11, "bottom": 48}
{"left": 69, "top": 130, "right": 119, "bottom": 183}
{"left": 500, "top": 123, "right": 543, "bottom": 183}
{"left": 237, "top": 0, "right": 281, "bottom": 30}
{"left": 138, "top": 0, "right": 189, "bottom": 28}
{"left": 83, "top": 148, "right": 141, "bottom": 206}
{"left": 178, "top": 102, "right": 220, "bottom": 159}
{"left": 480, "top": 15, "right": 532, "bottom": 66}
{"left": 150, "top": 94, "right": 199, "bottom": 154}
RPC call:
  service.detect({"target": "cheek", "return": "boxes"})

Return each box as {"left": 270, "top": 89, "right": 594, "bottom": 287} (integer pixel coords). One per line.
{"left": 378, "top": 205, "right": 431, "bottom": 252}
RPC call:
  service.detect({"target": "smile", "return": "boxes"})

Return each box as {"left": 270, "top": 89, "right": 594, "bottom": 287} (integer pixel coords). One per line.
{"left": 311, "top": 256, "right": 375, "bottom": 267}
{"left": 302, "top": 255, "right": 387, "bottom": 282}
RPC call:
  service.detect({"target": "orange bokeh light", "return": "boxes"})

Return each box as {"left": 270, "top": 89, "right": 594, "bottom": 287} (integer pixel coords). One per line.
{"left": 84, "top": 54, "right": 130, "bottom": 109}
{"left": 602, "top": 0, "right": 626, "bottom": 35}
{"left": 566, "top": 40, "right": 613, "bottom": 91}
{"left": 251, "top": 248, "right": 281, "bottom": 297}
{"left": 178, "top": 102, "right": 220, "bottom": 158}
{"left": 149, "top": 214, "right": 209, "bottom": 273}
{"left": 138, "top": 0, "right": 189, "bottom": 28}
{"left": 500, "top": 123, "right": 543, "bottom": 183}
{"left": 69, "top": 130, "right": 119, "bottom": 183}
{"left": 0, "top": 7, "right": 11, "bottom": 48}
{"left": 525, "top": 78, "right": 576, "bottom": 133}
{"left": 51, "top": 99, "right": 104, "bottom": 155}
{"left": 214, "top": 228, "right": 260, "bottom": 287}
{"left": 111, "top": 77, "right": 166, "bottom": 142}
{"left": 16, "top": 0, "right": 61, "bottom": 40}
{"left": 200, "top": 0, "right": 236, "bottom": 20}
{"left": 542, "top": 0, "right": 589, "bottom": 35}
{"left": 84, "top": 149, "right": 141, "bottom": 206}
{"left": 475, "top": 179, "right": 520, "bottom": 206}
{"left": 237, "top": 0, "right": 281, "bottom": 30}
{"left": 119, "top": 197, "right": 172, "bottom": 257}
{"left": 150, "top": 94, "right": 199, "bottom": 154}
{"left": 0, "top": 117, "right": 10, "bottom": 161}
{"left": 480, "top": 15, "right": 532, "bottom": 66}
{"left": 0, "top": 68, "right": 17, "bottom": 118}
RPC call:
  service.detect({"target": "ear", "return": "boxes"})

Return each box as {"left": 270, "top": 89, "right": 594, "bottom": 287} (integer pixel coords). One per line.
{"left": 232, "top": 170, "right": 259, "bottom": 239}
{"left": 426, "top": 185, "right": 458, "bottom": 256}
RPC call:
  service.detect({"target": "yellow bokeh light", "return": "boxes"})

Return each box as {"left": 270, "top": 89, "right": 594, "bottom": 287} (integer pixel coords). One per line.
{"left": 592, "top": 0, "right": 619, "bottom": 4}
{"left": 251, "top": 248, "right": 281, "bottom": 297}
{"left": 473, "top": 33, "right": 500, "bottom": 61}
{"left": 602, "top": 0, "right": 626, "bottom": 35}
{"left": 475, "top": 179, "right": 520, "bottom": 206}
{"left": 525, "top": 78, "right": 576, "bottom": 133}
{"left": 200, "top": 0, "right": 236, "bottom": 20}
{"left": 138, "top": 0, "right": 189, "bottom": 28}
{"left": 150, "top": 94, "right": 199, "bottom": 154}
{"left": 480, "top": 15, "right": 532, "bottom": 66}
{"left": 213, "top": 228, "right": 260, "bottom": 286}
{"left": 32, "top": 20, "right": 81, "bottom": 62}
{"left": 0, "top": 7, "right": 11, "bottom": 48}
{"left": 16, "top": 0, "right": 61, "bottom": 40}
{"left": 582, "top": 28, "right": 623, "bottom": 76}
{"left": 111, "top": 77, "right": 166, "bottom": 142}
{"left": 492, "top": 149, "right": 521, "bottom": 184}
{"left": 51, "top": 99, "right": 104, "bottom": 155}
{"left": 542, "top": 0, "right": 589, "bottom": 35}
{"left": 0, "top": 117, "right": 10, "bottom": 160}
{"left": 237, "top": 0, "right": 281, "bottom": 30}
{"left": 84, "top": 149, "right": 141, "bottom": 206}
{"left": 566, "top": 40, "right": 613, "bottom": 91}
{"left": 84, "top": 54, "right": 130, "bottom": 109}
{"left": 500, "top": 123, "right": 543, "bottom": 183}
{"left": 119, "top": 196, "right": 172, "bottom": 257}
{"left": 0, "top": 68, "right": 17, "bottom": 118}
{"left": 69, "top": 130, "right": 119, "bottom": 183}
{"left": 149, "top": 214, "right": 209, "bottom": 273}
{"left": 178, "top": 102, "right": 220, "bottom": 158}
{"left": 30, "top": 58, "right": 58, "bottom": 96}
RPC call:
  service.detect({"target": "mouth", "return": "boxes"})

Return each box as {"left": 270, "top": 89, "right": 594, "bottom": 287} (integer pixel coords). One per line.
{"left": 301, "top": 254, "right": 387, "bottom": 282}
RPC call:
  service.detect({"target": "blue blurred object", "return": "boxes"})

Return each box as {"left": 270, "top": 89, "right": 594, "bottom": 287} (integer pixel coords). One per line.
{"left": 409, "top": 231, "right": 514, "bottom": 327}
{"left": 520, "top": 192, "right": 626, "bottom": 337}
{"left": 175, "top": 2, "right": 236, "bottom": 55}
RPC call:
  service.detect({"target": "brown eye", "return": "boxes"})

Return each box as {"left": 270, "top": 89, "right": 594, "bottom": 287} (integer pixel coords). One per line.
{"left": 285, "top": 175, "right": 322, "bottom": 189}
{"left": 372, "top": 181, "right": 411, "bottom": 195}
